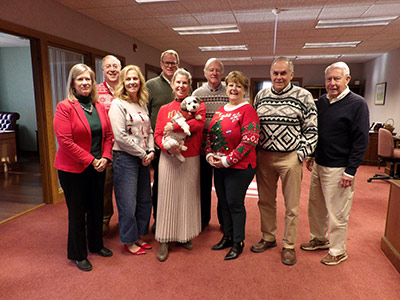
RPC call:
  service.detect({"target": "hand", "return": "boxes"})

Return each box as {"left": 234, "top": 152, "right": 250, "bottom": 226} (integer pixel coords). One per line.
{"left": 164, "top": 122, "right": 173, "bottom": 134}
{"left": 92, "top": 158, "right": 108, "bottom": 172}
{"left": 142, "top": 152, "right": 154, "bottom": 166}
{"left": 305, "top": 158, "right": 314, "bottom": 171}
{"left": 340, "top": 173, "right": 353, "bottom": 188}
{"left": 208, "top": 155, "right": 224, "bottom": 168}
{"left": 168, "top": 144, "right": 182, "bottom": 156}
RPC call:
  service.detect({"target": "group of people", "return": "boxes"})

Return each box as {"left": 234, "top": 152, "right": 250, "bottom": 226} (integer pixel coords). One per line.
{"left": 53, "top": 49, "right": 369, "bottom": 272}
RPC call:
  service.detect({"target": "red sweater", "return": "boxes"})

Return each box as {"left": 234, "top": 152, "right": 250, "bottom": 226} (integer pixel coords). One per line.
{"left": 206, "top": 103, "right": 260, "bottom": 169}
{"left": 154, "top": 99, "right": 205, "bottom": 157}
{"left": 54, "top": 99, "right": 113, "bottom": 173}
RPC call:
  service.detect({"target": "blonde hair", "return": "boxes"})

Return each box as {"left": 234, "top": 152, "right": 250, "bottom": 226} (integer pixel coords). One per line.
{"left": 172, "top": 68, "right": 192, "bottom": 86}
{"left": 114, "top": 65, "right": 149, "bottom": 107}
{"left": 225, "top": 71, "right": 249, "bottom": 92}
{"left": 66, "top": 64, "right": 98, "bottom": 103}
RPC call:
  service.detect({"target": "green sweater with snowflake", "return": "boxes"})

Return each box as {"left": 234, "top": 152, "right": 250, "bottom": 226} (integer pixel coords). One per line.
{"left": 206, "top": 103, "right": 260, "bottom": 169}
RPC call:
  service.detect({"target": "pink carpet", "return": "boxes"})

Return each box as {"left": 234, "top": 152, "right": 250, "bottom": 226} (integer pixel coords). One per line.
{"left": 0, "top": 165, "right": 399, "bottom": 299}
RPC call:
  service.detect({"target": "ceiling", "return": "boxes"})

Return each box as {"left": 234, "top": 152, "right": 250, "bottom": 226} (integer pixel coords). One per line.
{"left": 52, "top": 0, "right": 400, "bottom": 66}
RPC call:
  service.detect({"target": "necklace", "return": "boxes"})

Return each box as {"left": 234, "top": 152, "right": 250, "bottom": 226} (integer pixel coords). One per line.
{"left": 80, "top": 103, "right": 93, "bottom": 114}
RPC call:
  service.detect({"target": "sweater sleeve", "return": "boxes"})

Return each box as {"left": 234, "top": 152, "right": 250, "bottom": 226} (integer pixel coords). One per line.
{"left": 108, "top": 100, "right": 147, "bottom": 159}
{"left": 298, "top": 92, "right": 318, "bottom": 162}
{"left": 225, "top": 106, "right": 260, "bottom": 167}
{"left": 154, "top": 105, "right": 167, "bottom": 152}
{"left": 345, "top": 99, "right": 370, "bottom": 175}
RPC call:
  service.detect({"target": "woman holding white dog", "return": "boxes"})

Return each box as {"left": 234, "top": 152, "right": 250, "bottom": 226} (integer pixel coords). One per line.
{"left": 108, "top": 65, "right": 154, "bottom": 255}
{"left": 154, "top": 68, "right": 205, "bottom": 262}
{"left": 206, "top": 71, "right": 260, "bottom": 260}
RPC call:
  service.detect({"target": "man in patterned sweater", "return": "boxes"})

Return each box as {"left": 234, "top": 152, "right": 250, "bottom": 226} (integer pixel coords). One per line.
{"left": 192, "top": 58, "right": 229, "bottom": 231}
{"left": 97, "top": 55, "right": 121, "bottom": 235}
{"left": 251, "top": 57, "right": 318, "bottom": 266}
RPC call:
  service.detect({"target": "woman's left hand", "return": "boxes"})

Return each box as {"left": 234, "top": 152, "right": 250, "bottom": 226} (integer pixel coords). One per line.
{"left": 142, "top": 152, "right": 155, "bottom": 166}
{"left": 209, "top": 155, "right": 224, "bottom": 168}
{"left": 93, "top": 158, "right": 108, "bottom": 172}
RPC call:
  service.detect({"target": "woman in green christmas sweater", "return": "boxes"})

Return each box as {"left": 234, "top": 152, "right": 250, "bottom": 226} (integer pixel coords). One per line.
{"left": 205, "top": 71, "right": 260, "bottom": 260}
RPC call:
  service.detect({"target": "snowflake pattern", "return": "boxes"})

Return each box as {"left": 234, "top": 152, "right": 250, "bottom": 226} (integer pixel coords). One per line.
{"left": 230, "top": 112, "right": 241, "bottom": 123}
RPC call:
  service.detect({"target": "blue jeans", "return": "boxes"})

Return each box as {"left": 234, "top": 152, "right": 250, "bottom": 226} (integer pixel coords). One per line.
{"left": 113, "top": 151, "right": 152, "bottom": 244}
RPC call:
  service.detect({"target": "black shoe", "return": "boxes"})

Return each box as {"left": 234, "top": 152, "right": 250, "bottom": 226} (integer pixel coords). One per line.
{"left": 224, "top": 242, "right": 244, "bottom": 260}
{"left": 97, "top": 247, "right": 113, "bottom": 257}
{"left": 211, "top": 236, "right": 233, "bottom": 250}
{"left": 75, "top": 259, "right": 92, "bottom": 271}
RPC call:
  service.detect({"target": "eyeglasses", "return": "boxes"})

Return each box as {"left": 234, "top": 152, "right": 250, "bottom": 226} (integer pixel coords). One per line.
{"left": 162, "top": 61, "right": 178, "bottom": 66}
{"left": 103, "top": 64, "right": 120, "bottom": 70}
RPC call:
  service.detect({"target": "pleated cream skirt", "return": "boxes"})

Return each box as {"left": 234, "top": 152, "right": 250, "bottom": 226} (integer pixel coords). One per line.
{"left": 155, "top": 152, "right": 201, "bottom": 243}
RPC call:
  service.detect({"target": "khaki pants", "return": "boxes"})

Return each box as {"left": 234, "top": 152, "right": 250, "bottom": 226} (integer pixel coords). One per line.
{"left": 308, "top": 162, "right": 354, "bottom": 256}
{"left": 256, "top": 150, "right": 303, "bottom": 249}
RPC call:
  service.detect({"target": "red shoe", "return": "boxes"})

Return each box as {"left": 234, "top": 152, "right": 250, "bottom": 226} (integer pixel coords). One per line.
{"left": 136, "top": 241, "right": 152, "bottom": 250}
{"left": 123, "top": 244, "right": 146, "bottom": 255}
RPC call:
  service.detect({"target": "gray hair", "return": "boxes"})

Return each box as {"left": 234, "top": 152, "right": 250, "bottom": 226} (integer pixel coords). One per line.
{"left": 160, "top": 49, "right": 180, "bottom": 64}
{"left": 171, "top": 68, "right": 192, "bottom": 86}
{"left": 325, "top": 61, "right": 350, "bottom": 77}
{"left": 204, "top": 58, "right": 224, "bottom": 73}
{"left": 102, "top": 55, "right": 121, "bottom": 69}
{"left": 270, "top": 56, "right": 294, "bottom": 73}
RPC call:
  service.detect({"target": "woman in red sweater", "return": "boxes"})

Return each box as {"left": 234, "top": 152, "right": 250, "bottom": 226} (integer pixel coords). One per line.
{"left": 154, "top": 68, "right": 205, "bottom": 262}
{"left": 54, "top": 64, "right": 113, "bottom": 271}
{"left": 206, "top": 71, "right": 260, "bottom": 260}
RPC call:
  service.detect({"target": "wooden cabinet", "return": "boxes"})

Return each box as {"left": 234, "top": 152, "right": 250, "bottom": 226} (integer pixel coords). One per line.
{"left": 363, "top": 132, "right": 379, "bottom": 166}
{"left": 0, "top": 131, "right": 18, "bottom": 172}
{"left": 381, "top": 180, "right": 400, "bottom": 273}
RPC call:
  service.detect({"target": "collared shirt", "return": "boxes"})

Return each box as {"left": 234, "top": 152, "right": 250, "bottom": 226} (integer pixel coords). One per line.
{"left": 206, "top": 82, "right": 223, "bottom": 92}
{"left": 161, "top": 73, "right": 171, "bottom": 85}
{"left": 326, "top": 86, "right": 350, "bottom": 104}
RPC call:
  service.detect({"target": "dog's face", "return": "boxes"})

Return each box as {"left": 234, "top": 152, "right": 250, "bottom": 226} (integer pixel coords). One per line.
{"left": 182, "top": 96, "right": 201, "bottom": 113}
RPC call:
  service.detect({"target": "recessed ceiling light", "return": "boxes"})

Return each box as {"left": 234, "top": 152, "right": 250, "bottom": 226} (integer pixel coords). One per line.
{"left": 316, "top": 16, "right": 398, "bottom": 28}
{"left": 217, "top": 57, "right": 252, "bottom": 62}
{"left": 173, "top": 24, "right": 239, "bottom": 35}
{"left": 295, "top": 55, "right": 342, "bottom": 59}
{"left": 199, "top": 45, "right": 248, "bottom": 51}
{"left": 135, "top": 0, "right": 177, "bottom": 3}
{"left": 303, "top": 41, "right": 361, "bottom": 48}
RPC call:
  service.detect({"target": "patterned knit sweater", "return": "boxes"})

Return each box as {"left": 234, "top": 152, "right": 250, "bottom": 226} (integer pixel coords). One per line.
{"left": 192, "top": 83, "right": 229, "bottom": 154}
{"left": 253, "top": 83, "right": 318, "bottom": 162}
{"left": 206, "top": 103, "right": 260, "bottom": 169}
{"left": 97, "top": 81, "right": 114, "bottom": 114}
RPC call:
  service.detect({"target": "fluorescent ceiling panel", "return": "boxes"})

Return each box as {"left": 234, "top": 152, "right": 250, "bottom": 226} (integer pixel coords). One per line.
{"left": 135, "top": 0, "right": 177, "bottom": 3}
{"left": 217, "top": 57, "right": 252, "bottom": 62}
{"left": 316, "top": 16, "right": 398, "bottom": 28}
{"left": 199, "top": 45, "right": 248, "bottom": 51}
{"left": 303, "top": 41, "right": 361, "bottom": 48}
{"left": 173, "top": 24, "right": 239, "bottom": 35}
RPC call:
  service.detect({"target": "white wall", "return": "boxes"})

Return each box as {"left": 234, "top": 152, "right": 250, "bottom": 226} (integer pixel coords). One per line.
{"left": 364, "top": 48, "right": 400, "bottom": 125}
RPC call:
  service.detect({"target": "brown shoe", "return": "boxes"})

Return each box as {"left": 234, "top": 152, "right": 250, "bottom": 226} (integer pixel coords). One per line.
{"left": 250, "top": 239, "right": 277, "bottom": 253}
{"left": 321, "top": 252, "right": 348, "bottom": 266}
{"left": 157, "top": 243, "right": 169, "bottom": 262}
{"left": 282, "top": 248, "right": 297, "bottom": 265}
{"left": 300, "top": 238, "right": 329, "bottom": 251}
{"left": 180, "top": 240, "right": 193, "bottom": 250}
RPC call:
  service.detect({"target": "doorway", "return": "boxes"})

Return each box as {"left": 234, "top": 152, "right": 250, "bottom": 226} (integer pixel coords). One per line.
{"left": 0, "top": 31, "right": 43, "bottom": 223}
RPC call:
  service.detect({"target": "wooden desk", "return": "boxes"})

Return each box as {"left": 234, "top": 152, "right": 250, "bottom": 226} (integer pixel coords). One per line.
{"left": 0, "top": 130, "right": 17, "bottom": 172}
{"left": 381, "top": 180, "right": 400, "bottom": 273}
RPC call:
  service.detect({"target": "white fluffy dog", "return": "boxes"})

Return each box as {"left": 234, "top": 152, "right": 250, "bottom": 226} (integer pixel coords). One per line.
{"left": 162, "top": 96, "right": 202, "bottom": 162}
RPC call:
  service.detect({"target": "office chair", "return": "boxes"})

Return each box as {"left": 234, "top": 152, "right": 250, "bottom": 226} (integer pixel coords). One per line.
{"left": 367, "top": 128, "right": 400, "bottom": 182}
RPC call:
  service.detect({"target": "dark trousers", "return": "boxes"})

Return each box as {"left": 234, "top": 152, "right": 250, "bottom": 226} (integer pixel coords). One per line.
{"left": 58, "top": 167, "right": 105, "bottom": 261}
{"left": 200, "top": 155, "right": 223, "bottom": 226}
{"left": 214, "top": 166, "right": 255, "bottom": 243}
{"left": 150, "top": 148, "right": 161, "bottom": 220}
